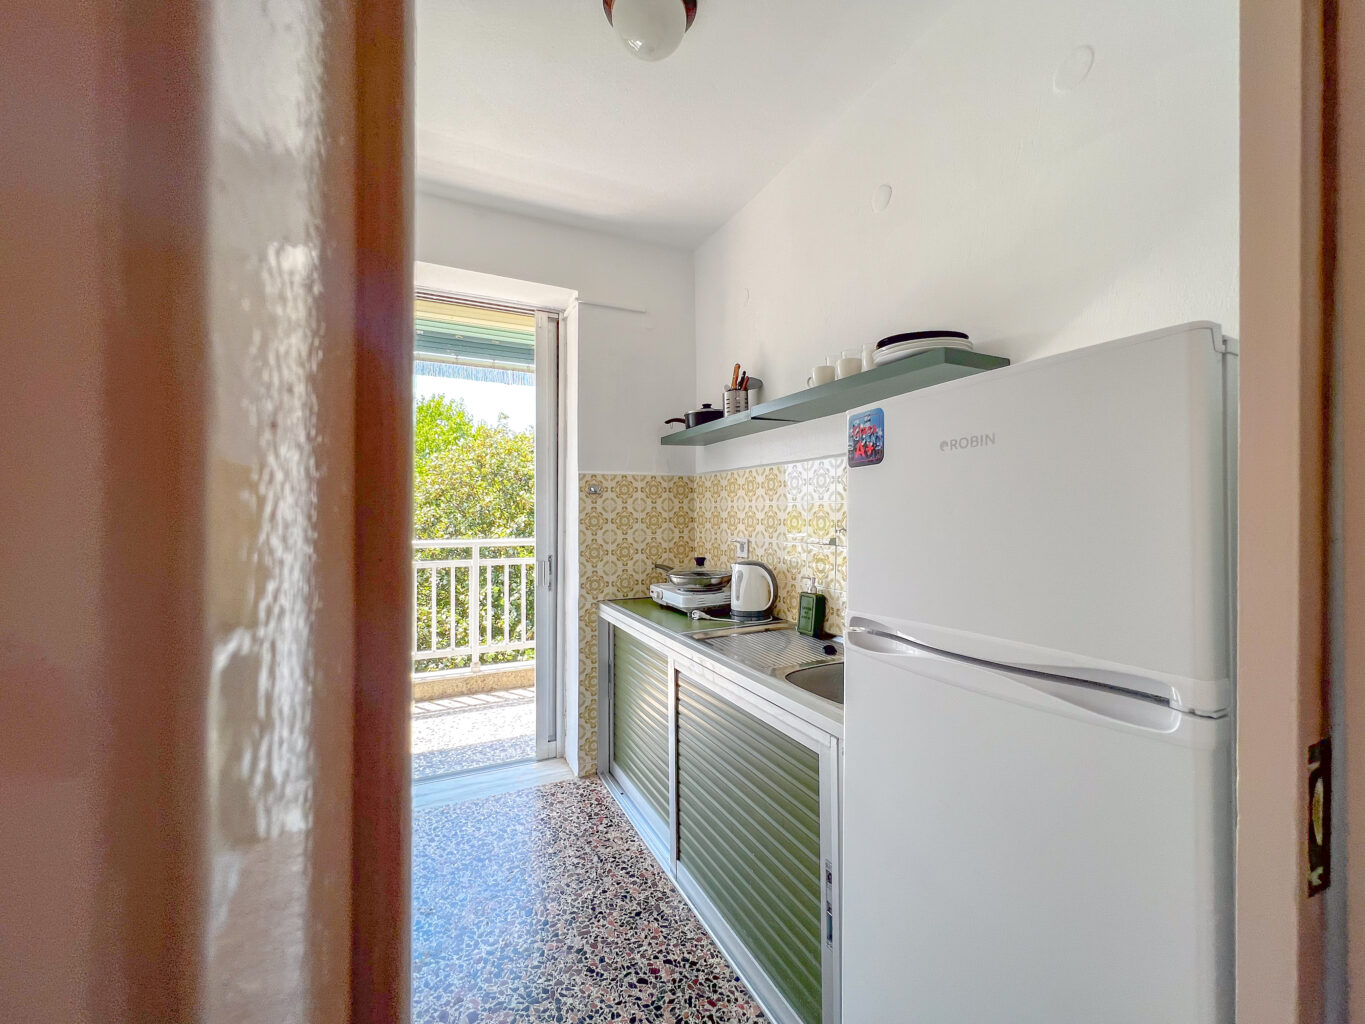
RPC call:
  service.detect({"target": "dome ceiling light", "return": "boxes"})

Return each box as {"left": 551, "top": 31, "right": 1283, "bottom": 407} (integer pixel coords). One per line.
{"left": 602, "top": 0, "right": 698, "bottom": 62}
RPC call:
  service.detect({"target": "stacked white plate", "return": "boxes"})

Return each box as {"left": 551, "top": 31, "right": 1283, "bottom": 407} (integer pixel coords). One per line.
{"left": 873, "top": 332, "right": 974, "bottom": 366}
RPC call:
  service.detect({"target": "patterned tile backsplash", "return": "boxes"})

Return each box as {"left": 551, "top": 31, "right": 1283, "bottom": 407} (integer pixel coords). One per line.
{"left": 575, "top": 457, "right": 847, "bottom": 773}
{"left": 690, "top": 457, "right": 848, "bottom": 633}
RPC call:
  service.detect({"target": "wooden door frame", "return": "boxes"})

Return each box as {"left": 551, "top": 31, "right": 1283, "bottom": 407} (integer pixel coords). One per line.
{"left": 1237, "top": 0, "right": 1363, "bottom": 1019}
{"left": 1338, "top": 0, "right": 1364, "bottom": 1017}
{"left": 352, "top": 0, "right": 414, "bottom": 1021}
{"left": 343, "top": 0, "right": 1365, "bottom": 1020}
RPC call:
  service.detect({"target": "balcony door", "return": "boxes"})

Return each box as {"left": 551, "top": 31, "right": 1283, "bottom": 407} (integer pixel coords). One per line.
{"left": 410, "top": 293, "right": 559, "bottom": 780}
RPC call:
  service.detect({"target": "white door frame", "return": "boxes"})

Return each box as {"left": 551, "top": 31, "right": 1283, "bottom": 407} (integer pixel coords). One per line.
{"left": 533, "top": 309, "right": 561, "bottom": 759}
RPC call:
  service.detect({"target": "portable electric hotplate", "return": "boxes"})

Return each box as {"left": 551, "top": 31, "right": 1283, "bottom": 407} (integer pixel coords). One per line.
{"left": 648, "top": 581, "right": 731, "bottom": 614}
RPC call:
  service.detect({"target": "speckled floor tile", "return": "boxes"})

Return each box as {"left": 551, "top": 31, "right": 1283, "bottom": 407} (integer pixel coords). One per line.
{"left": 413, "top": 693, "right": 537, "bottom": 781}
{"left": 413, "top": 777, "right": 768, "bottom": 1024}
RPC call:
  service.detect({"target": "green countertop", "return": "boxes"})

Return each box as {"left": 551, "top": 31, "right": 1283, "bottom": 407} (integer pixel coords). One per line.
{"left": 601, "top": 598, "right": 732, "bottom": 635}
{"left": 602, "top": 598, "right": 795, "bottom": 636}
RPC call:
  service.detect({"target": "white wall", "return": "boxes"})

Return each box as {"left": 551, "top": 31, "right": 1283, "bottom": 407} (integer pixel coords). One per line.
{"left": 694, "top": 0, "right": 1238, "bottom": 471}
{"left": 416, "top": 191, "right": 696, "bottom": 475}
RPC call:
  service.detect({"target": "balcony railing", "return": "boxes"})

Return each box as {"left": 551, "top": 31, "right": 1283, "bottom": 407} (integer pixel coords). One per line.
{"left": 412, "top": 538, "right": 535, "bottom": 676}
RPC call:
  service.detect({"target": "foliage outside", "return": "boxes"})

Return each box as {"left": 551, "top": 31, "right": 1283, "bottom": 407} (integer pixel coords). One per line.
{"left": 413, "top": 393, "right": 535, "bottom": 673}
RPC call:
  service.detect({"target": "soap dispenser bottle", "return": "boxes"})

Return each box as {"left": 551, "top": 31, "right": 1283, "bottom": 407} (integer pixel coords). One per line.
{"left": 797, "top": 576, "right": 826, "bottom": 637}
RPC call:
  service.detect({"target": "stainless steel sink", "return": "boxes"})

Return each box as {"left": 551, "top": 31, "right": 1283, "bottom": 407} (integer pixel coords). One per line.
{"left": 782, "top": 662, "right": 844, "bottom": 704}
{"left": 696, "top": 628, "right": 844, "bottom": 705}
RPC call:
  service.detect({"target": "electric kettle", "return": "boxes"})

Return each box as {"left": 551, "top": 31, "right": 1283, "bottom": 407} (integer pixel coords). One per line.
{"left": 729, "top": 560, "right": 777, "bottom": 620}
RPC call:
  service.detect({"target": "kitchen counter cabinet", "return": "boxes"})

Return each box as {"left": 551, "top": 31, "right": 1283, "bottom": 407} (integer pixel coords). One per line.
{"left": 601, "top": 600, "right": 843, "bottom": 735}
{"left": 598, "top": 600, "right": 841, "bottom": 1024}
{"left": 610, "top": 629, "right": 672, "bottom": 845}
{"left": 677, "top": 674, "right": 826, "bottom": 1024}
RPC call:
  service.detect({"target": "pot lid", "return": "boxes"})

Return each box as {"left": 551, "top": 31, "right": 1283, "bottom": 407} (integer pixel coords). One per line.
{"left": 671, "top": 556, "right": 723, "bottom": 579}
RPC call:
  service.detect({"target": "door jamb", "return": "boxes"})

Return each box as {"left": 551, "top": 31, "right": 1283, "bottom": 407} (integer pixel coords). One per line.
{"left": 410, "top": 286, "right": 566, "bottom": 761}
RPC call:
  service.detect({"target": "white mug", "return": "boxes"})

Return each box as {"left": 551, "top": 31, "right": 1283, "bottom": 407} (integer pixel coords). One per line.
{"left": 808, "top": 363, "right": 836, "bottom": 387}
{"left": 836, "top": 349, "right": 863, "bottom": 379}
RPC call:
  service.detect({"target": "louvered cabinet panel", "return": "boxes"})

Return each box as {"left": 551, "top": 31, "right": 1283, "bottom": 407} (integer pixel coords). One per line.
{"left": 677, "top": 676, "right": 824, "bottom": 1024}
{"left": 611, "top": 628, "right": 672, "bottom": 828}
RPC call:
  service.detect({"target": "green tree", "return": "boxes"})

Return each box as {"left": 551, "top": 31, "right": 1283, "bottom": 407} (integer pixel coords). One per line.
{"left": 412, "top": 393, "right": 536, "bottom": 672}
{"left": 413, "top": 394, "right": 534, "bottom": 540}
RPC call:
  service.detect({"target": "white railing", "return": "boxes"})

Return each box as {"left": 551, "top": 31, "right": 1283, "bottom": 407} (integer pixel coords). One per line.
{"left": 412, "top": 538, "right": 535, "bottom": 676}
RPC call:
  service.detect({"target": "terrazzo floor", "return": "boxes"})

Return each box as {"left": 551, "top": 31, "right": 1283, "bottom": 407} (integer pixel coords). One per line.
{"left": 413, "top": 776, "right": 769, "bottom": 1024}
{"left": 413, "top": 689, "right": 537, "bottom": 781}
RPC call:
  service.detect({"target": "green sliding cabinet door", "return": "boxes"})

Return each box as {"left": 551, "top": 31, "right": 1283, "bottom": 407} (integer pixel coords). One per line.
{"left": 611, "top": 629, "right": 672, "bottom": 829}
{"left": 676, "top": 676, "right": 824, "bottom": 1024}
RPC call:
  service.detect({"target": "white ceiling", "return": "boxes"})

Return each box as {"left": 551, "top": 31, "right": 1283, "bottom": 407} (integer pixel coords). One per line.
{"left": 415, "top": 0, "right": 941, "bottom": 248}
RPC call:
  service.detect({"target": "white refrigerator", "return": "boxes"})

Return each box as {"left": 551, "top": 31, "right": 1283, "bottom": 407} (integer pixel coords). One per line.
{"left": 842, "top": 323, "right": 1236, "bottom": 1023}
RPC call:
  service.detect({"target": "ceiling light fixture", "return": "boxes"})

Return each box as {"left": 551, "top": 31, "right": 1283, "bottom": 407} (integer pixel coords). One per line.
{"left": 603, "top": 0, "right": 697, "bottom": 62}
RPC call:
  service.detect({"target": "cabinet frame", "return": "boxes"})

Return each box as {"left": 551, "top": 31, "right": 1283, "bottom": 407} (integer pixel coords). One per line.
{"left": 598, "top": 609, "right": 842, "bottom": 1024}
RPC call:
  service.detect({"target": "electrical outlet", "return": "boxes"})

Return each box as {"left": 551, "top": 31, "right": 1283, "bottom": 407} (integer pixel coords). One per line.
{"left": 733, "top": 538, "right": 749, "bottom": 559}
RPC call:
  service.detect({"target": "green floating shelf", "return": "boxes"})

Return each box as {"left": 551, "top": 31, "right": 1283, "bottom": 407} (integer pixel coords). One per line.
{"left": 661, "top": 347, "right": 1010, "bottom": 447}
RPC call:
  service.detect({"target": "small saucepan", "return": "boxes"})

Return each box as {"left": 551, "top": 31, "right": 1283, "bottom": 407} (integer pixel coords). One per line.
{"left": 653, "top": 557, "right": 732, "bottom": 591}
{"left": 665, "top": 403, "right": 724, "bottom": 430}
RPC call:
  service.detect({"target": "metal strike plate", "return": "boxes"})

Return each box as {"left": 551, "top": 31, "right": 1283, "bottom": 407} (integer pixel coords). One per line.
{"left": 1307, "top": 736, "right": 1332, "bottom": 897}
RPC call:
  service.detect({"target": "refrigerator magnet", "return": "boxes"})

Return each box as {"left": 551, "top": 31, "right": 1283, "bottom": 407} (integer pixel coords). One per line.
{"left": 848, "top": 408, "right": 885, "bottom": 467}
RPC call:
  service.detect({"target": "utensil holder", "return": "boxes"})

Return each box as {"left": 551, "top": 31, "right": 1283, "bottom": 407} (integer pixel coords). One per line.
{"left": 723, "top": 388, "right": 750, "bottom": 416}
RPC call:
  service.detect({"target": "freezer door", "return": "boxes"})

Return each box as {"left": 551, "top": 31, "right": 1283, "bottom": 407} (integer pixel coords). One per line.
{"left": 847, "top": 323, "right": 1233, "bottom": 713}
{"left": 841, "top": 632, "right": 1233, "bottom": 1024}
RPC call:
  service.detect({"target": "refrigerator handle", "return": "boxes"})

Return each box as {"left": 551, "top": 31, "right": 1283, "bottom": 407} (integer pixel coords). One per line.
{"left": 846, "top": 623, "right": 1184, "bottom": 732}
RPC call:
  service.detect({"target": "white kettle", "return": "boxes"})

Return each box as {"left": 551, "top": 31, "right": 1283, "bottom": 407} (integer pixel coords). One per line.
{"left": 730, "top": 560, "right": 777, "bottom": 620}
